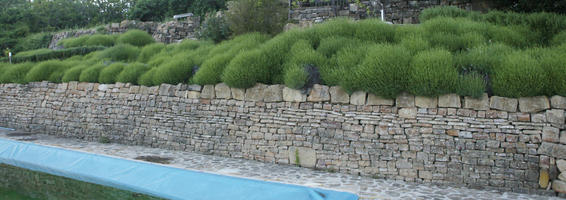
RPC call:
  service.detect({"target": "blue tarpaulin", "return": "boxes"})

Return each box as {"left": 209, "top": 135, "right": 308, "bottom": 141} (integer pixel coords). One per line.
{"left": 0, "top": 138, "right": 358, "bottom": 200}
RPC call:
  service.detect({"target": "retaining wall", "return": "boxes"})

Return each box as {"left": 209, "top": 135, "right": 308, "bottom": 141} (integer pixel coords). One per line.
{"left": 1, "top": 81, "right": 565, "bottom": 195}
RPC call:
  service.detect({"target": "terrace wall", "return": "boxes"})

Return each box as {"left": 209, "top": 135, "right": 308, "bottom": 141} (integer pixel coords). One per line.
{"left": 0, "top": 81, "right": 565, "bottom": 195}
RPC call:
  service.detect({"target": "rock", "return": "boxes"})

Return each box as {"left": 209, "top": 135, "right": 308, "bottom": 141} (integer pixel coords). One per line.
{"left": 558, "top": 160, "right": 566, "bottom": 173}
{"left": 560, "top": 173, "right": 566, "bottom": 181}
{"left": 159, "top": 84, "right": 175, "bottom": 96}
{"left": 446, "top": 129, "right": 459, "bottom": 137}
{"left": 396, "top": 92, "right": 415, "bottom": 108}
{"left": 538, "top": 143, "right": 566, "bottom": 159}
{"left": 288, "top": 147, "right": 316, "bottom": 168}
{"left": 231, "top": 88, "right": 245, "bottom": 101}
{"left": 562, "top": 131, "right": 566, "bottom": 145}
{"left": 519, "top": 96, "right": 550, "bottom": 113}
{"left": 188, "top": 84, "right": 202, "bottom": 91}
{"left": 553, "top": 180, "right": 566, "bottom": 193}
{"left": 543, "top": 127, "right": 560, "bottom": 143}
{"left": 366, "top": 94, "right": 394, "bottom": 106}
{"left": 399, "top": 108, "right": 417, "bottom": 119}
{"left": 438, "top": 94, "right": 461, "bottom": 108}
{"left": 98, "top": 84, "right": 110, "bottom": 91}
{"left": 307, "top": 84, "right": 330, "bottom": 102}
{"left": 419, "top": 170, "right": 433, "bottom": 179}
{"left": 540, "top": 169, "right": 549, "bottom": 188}
{"left": 489, "top": 96, "right": 518, "bottom": 112}
{"left": 551, "top": 96, "right": 566, "bottom": 109}
{"left": 283, "top": 87, "right": 306, "bottom": 102}
{"left": 415, "top": 96, "right": 438, "bottom": 108}
{"left": 546, "top": 109, "right": 565, "bottom": 125}
{"left": 464, "top": 93, "right": 489, "bottom": 111}
{"left": 214, "top": 83, "right": 231, "bottom": 99}
{"left": 264, "top": 85, "right": 283, "bottom": 102}
{"left": 245, "top": 83, "right": 267, "bottom": 101}
{"left": 329, "top": 86, "right": 349, "bottom": 104}
{"left": 350, "top": 91, "right": 367, "bottom": 105}
{"left": 187, "top": 91, "right": 200, "bottom": 99}
{"left": 201, "top": 85, "right": 215, "bottom": 99}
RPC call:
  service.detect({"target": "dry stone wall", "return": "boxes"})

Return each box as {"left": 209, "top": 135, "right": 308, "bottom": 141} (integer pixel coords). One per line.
{"left": 1, "top": 82, "right": 565, "bottom": 196}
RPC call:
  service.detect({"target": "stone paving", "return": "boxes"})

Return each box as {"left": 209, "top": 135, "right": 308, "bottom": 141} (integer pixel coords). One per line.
{"left": 0, "top": 130, "right": 562, "bottom": 200}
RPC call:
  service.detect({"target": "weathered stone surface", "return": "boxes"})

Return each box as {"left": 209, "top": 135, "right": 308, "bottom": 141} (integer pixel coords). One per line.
{"left": 307, "top": 84, "right": 330, "bottom": 102}
{"left": 546, "top": 109, "right": 565, "bottom": 125}
{"left": 187, "top": 91, "right": 200, "bottom": 99}
{"left": 399, "top": 108, "right": 417, "bottom": 119}
{"left": 350, "top": 91, "right": 366, "bottom": 105}
{"left": 560, "top": 173, "right": 566, "bottom": 181}
{"left": 539, "top": 169, "right": 549, "bottom": 188}
{"left": 98, "top": 84, "right": 110, "bottom": 91}
{"left": 464, "top": 93, "right": 489, "bottom": 111}
{"left": 289, "top": 147, "right": 316, "bottom": 168}
{"left": 553, "top": 180, "right": 566, "bottom": 193}
{"left": 519, "top": 96, "right": 550, "bottom": 113}
{"left": 396, "top": 92, "right": 415, "bottom": 108}
{"left": 446, "top": 129, "right": 459, "bottom": 137}
{"left": 438, "top": 94, "right": 461, "bottom": 108}
{"left": 264, "top": 85, "right": 283, "bottom": 102}
{"left": 188, "top": 84, "right": 202, "bottom": 91}
{"left": 214, "top": 83, "right": 231, "bottom": 99}
{"left": 283, "top": 87, "right": 306, "bottom": 102}
{"left": 543, "top": 127, "right": 560, "bottom": 143}
{"left": 538, "top": 142, "right": 566, "bottom": 159}
{"left": 366, "top": 94, "right": 393, "bottom": 106}
{"left": 201, "top": 85, "right": 215, "bottom": 99}
{"left": 329, "top": 86, "right": 349, "bottom": 104}
{"left": 552, "top": 96, "right": 566, "bottom": 109}
{"left": 415, "top": 96, "right": 437, "bottom": 108}
{"left": 558, "top": 160, "right": 566, "bottom": 173}
{"left": 245, "top": 83, "right": 267, "bottom": 101}
{"left": 231, "top": 88, "right": 245, "bottom": 101}
{"left": 562, "top": 131, "right": 566, "bottom": 145}
{"left": 489, "top": 96, "right": 518, "bottom": 112}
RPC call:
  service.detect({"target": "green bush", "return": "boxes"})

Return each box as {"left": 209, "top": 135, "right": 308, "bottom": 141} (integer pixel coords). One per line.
{"left": 342, "top": 45, "right": 411, "bottom": 98}
{"left": 316, "top": 36, "right": 362, "bottom": 57}
{"left": 491, "top": 52, "right": 546, "bottom": 97}
{"left": 226, "top": 0, "right": 288, "bottom": 36}
{"left": 551, "top": 31, "right": 566, "bottom": 46}
{"left": 222, "top": 49, "right": 271, "bottom": 88}
{"left": 199, "top": 13, "right": 231, "bottom": 43}
{"left": 147, "top": 55, "right": 171, "bottom": 67}
{"left": 25, "top": 60, "right": 67, "bottom": 83}
{"left": 283, "top": 64, "right": 308, "bottom": 89}
{"left": 84, "top": 34, "right": 115, "bottom": 47}
{"left": 99, "top": 62, "right": 126, "bottom": 84}
{"left": 353, "top": 19, "right": 395, "bottom": 44}
{"left": 175, "top": 40, "right": 212, "bottom": 53}
{"left": 539, "top": 52, "right": 566, "bottom": 96}
{"left": 152, "top": 58, "right": 195, "bottom": 85}
{"left": 138, "top": 43, "right": 165, "bottom": 63}
{"left": 0, "top": 63, "right": 35, "bottom": 84}
{"left": 420, "top": 6, "right": 475, "bottom": 22}
{"left": 1, "top": 46, "right": 105, "bottom": 63}
{"left": 116, "top": 63, "right": 149, "bottom": 84}
{"left": 15, "top": 33, "right": 53, "bottom": 52}
{"left": 62, "top": 64, "right": 89, "bottom": 82}
{"left": 138, "top": 68, "right": 157, "bottom": 86}
{"left": 79, "top": 64, "right": 106, "bottom": 83}
{"left": 324, "top": 44, "right": 371, "bottom": 86}
{"left": 281, "top": 40, "right": 326, "bottom": 88}
{"left": 409, "top": 49, "right": 458, "bottom": 97}
{"left": 116, "top": 30, "right": 155, "bottom": 47}
{"left": 59, "top": 36, "right": 90, "bottom": 48}
{"left": 193, "top": 53, "right": 234, "bottom": 85}
{"left": 456, "top": 72, "right": 486, "bottom": 98}
{"left": 400, "top": 36, "right": 430, "bottom": 55}
{"left": 307, "top": 18, "right": 356, "bottom": 45}
{"left": 16, "top": 49, "right": 52, "bottom": 57}
{"left": 454, "top": 43, "right": 514, "bottom": 74}
{"left": 47, "top": 61, "right": 75, "bottom": 83}
{"left": 394, "top": 25, "right": 424, "bottom": 42}
{"left": 98, "top": 44, "right": 140, "bottom": 62}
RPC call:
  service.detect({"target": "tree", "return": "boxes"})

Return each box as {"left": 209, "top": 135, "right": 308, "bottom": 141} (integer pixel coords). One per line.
{"left": 226, "top": 0, "right": 288, "bottom": 36}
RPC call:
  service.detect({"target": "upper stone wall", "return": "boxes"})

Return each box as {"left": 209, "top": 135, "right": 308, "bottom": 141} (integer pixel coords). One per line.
{"left": 0, "top": 81, "right": 565, "bottom": 196}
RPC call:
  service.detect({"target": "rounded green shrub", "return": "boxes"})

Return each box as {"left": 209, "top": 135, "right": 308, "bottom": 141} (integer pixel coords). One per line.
{"left": 487, "top": 26, "right": 529, "bottom": 48}
{"left": 62, "top": 65, "right": 89, "bottom": 82}
{"left": 116, "top": 63, "right": 150, "bottom": 85}
{"left": 491, "top": 52, "right": 546, "bottom": 97}
{"left": 280, "top": 40, "right": 326, "bottom": 87}
{"left": 147, "top": 55, "right": 171, "bottom": 67}
{"left": 84, "top": 34, "right": 115, "bottom": 47}
{"left": 175, "top": 40, "right": 212, "bottom": 52}
{"left": 138, "top": 43, "right": 166, "bottom": 63}
{"left": 98, "top": 44, "right": 140, "bottom": 62}
{"left": 551, "top": 31, "right": 566, "bottom": 46}
{"left": 193, "top": 53, "right": 234, "bottom": 85}
{"left": 0, "top": 63, "right": 35, "bottom": 84}
{"left": 25, "top": 60, "right": 67, "bottom": 83}
{"left": 342, "top": 45, "right": 411, "bottom": 98}
{"left": 138, "top": 68, "right": 157, "bottom": 86}
{"left": 222, "top": 49, "right": 271, "bottom": 88}
{"left": 116, "top": 30, "right": 155, "bottom": 47}
{"left": 539, "top": 52, "right": 566, "bottom": 96}
{"left": 456, "top": 72, "right": 486, "bottom": 98}
{"left": 400, "top": 36, "right": 430, "bottom": 55}
{"left": 419, "top": 6, "right": 473, "bottom": 22}
{"left": 324, "top": 44, "right": 371, "bottom": 86}
{"left": 394, "top": 25, "right": 424, "bottom": 42}
{"left": 152, "top": 58, "right": 195, "bottom": 85}
{"left": 79, "top": 64, "right": 106, "bottom": 83}
{"left": 316, "top": 36, "right": 362, "bottom": 58}
{"left": 454, "top": 43, "right": 514, "bottom": 74}
{"left": 283, "top": 64, "right": 308, "bottom": 89}
{"left": 409, "top": 49, "right": 458, "bottom": 97}
{"left": 99, "top": 62, "right": 126, "bottom": 84}
{"left": 353, "top": 19, "right": 395, "bottom": 43}
{"left": 47, "top": 61, "right": 76, "bottom": 83}
{"left": 59, "top": 36, "right": 89, "bottom": 48}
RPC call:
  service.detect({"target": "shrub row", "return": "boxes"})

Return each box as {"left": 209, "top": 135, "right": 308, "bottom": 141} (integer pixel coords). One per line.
{"left": 1, "top": 46, "right": 105, "bottom": 63}
{"left": 57, "top": 30, "right": 154, "bottom": 48}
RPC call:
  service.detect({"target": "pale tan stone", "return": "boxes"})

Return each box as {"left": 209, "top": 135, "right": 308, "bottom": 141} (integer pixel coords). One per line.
{"left": 489, "top": 96, "right": 518, "bottom": 112}
{"left": 396, "top": 92, "right": 415, "bottom": 108}
{"left": 438, "top": 94, "right": 460, "bottom": 108}
{"left": 283, "top": 87, "right": 306, "bottom": 102}
{"left": 289, "top": 147, "right": 316, "bottom": 168}
{"left": 245, "top": 83, "right": 267, "bottom": 101}
{"left": 366, "top": 94, "right": 394, "bottom": 106}
{"left": 464, "top": 93, "right": 489, "bottom": 111}
{"left": 264, "top": 85, "right": 284, "bottom": 102}
{"left": 307, "top": 84, "right": 330, "bottom": 102}
{"left": 519, "top": 96, "right": 550, "bottom": 113}
{"left": 350, "top": 91, "right": 367, "bottom": 105}
{"left": 201, "top": 85, "right": 215, "bottom": 99}
{"left": 231, "top": 87, "right": 245, "bottom": 100}
{"left": 415, "top": 96, "right": 438, "bottom": 108}
{"left": 214, "top": 83, "right": 231, "bottom": 99}
{"left": 329, "top": 86, "right": 349, "bottom": 104}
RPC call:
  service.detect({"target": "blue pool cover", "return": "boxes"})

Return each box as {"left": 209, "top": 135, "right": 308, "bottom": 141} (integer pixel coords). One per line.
{"left": 0, "top": 138, "right": 358, "bottom": 200}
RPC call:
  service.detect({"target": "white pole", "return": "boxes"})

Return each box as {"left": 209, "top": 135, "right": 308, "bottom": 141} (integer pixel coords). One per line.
{"left": 8, "top": 52, "right": 11, "bottom": 64}
{"left": 381, "top": 9, "right": 384, "bottom": 21}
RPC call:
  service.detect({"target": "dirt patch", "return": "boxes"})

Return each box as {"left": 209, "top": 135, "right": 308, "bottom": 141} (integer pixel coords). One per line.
{"left": 134, "top": 156, "right": 172, "bottom": 164}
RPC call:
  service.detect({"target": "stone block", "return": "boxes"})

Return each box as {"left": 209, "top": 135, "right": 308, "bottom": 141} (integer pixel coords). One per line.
{"left": 558, "top": 160, "right": 566, "bottom": 173}
{"left": 283, "top": 87, "right": 306, "bottom": 102}
{"left": 98, "top": 84, "right": 110, "bottom": 91}
{"left": 264, "top": 85, "right": 284, "bottom": 102}
{"left": 562, "top": 131, "right": 566, "bottom": 145}
{"left": 438, "top": 94, "right": 461, "bottom": 108}
{"left": 540, "top": 169, "right": 549, "bottom": 188}
{"left": 329, "top": 86, "right": 349, "bottom": 104}
{"left": 464, "top": 93, "right": 489, "bottom": 111}
{"left": 289, "top": 147, "right": 316, "bottom": 168}
{"left": 489, "top": 96, "right": 518, "bottom": 112}
{"left": 546, "top": 109, "right": 565, "bottom": 125}
{"left": 350, "top": 91, "right": 367, "bottom": 105}
{"left": 201, "top": 85, "right": 215, "bottom": 99}
{"left": 419, "top": 170, "right": 433, "bottom": 179}
{"left": 519, "top": 96, "right": 550, "bottom": 113}
{"left": 307, "top": 84, "right": 330, "bottom": 102}
{"left": 187, "top": 91, "right": 200, "bottom": 99}
{"left": 399, "top": 108, "right": 417, "bottom": 119}
{"left": 415, "top": 96, "right": 437, "bottom": 108}
{"left": 538, "top": 142, "right": 566, "bottom": 159}
{"left": 245, "top": 83, "right": 267, "bottom": 101}
{"left": 560, "top": 173, "right": 566, "bottom": 181}
{"left": 214, "top": 83, "right": 231, "bottom": 99}
{"left": 553, "top": 180, "right": 566, "bottom": 193}
{"left": 552, "top": 96, "right": 566, "bottom": 109}
{"left": 543, "top": 127, "right": 560, "bottom": 143}
{"left": 366, "top": 94, "right": 394, "bottom": 106}
{"left": 231, "top": 88, "right": 245, "bottom": 101}
{"left": 159, "top": 84, "right": 173, "bottom": 96}
{"left": 188, "top": 84, "right": 202, "bottom": 91}
{"left": 396, "top": 92, "right": 415, "bottom": 108}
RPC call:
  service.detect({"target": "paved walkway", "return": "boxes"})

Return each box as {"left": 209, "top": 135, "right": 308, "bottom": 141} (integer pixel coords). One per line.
{"left": 0, "top": 129, "right": 561, "bottom": 200}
